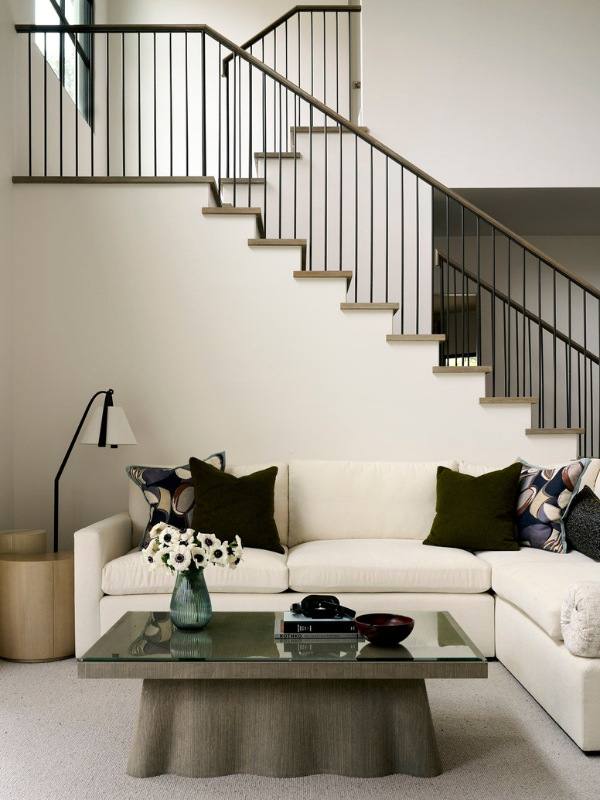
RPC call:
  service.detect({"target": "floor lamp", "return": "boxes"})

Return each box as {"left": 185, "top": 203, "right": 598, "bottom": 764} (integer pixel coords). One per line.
{"left": 53, "top": 389, "right": 137, "bottom": 552}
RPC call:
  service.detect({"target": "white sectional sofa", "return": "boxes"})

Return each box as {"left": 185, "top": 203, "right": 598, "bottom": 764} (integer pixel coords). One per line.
{"left": 74, "top": 458, "right": 600, "bottom": 751}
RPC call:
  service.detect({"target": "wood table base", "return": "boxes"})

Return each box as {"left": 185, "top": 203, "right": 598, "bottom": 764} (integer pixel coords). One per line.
{"left": 127, "top": 678, "right": 442, "bottom": 778}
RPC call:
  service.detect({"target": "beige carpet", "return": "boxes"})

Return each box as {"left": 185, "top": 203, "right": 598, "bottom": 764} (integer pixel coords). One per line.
{"left": 0, "top": 658, "right": 598, "bottom": 800}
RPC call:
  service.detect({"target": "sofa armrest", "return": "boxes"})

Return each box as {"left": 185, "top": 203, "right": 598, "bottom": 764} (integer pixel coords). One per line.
{"left": 74, "top": 512, "right": 132, "bottom": 657}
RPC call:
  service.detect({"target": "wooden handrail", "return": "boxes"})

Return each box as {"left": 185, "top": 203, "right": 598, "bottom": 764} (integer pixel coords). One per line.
{"left": 15, "top": 22, "right": 600, "bottom": 302}
{"left": 436, "top": 251, "right": 599, "bottom": 366}
{"left": 221, "top": 5, "right": 362, "bottom": 75}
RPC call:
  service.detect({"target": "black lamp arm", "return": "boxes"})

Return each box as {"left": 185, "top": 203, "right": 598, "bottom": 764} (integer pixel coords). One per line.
{"left": 53, "top": 389, "right": 113, "bottom": 553}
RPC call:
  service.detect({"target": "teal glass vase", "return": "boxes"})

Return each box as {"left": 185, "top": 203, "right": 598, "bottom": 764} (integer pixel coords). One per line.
{"left": 169, "top": 567, "right": 212, "bottom": 630}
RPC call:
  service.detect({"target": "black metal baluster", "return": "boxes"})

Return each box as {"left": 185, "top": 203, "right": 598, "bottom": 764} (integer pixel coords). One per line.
{"left": 553, "top": 268, "right": 557, "bottom": 427}
{"left": 153, "top": 32, "right": 156, "bottom": 176}
{"left": 278, "top": 82, "right": 282, "bottom": 234}
{"left": 354, "top": 132, "right": 358, "bottom": 299}
{"left": 310, "top": 12, "right": 314, "bottom": 99}
{"left": 502, "top": 299, "right": 508, "bottom": 394}
{"left": 335, "top": 11, "right": 339, "bottom": 113}
{"left": 238, "top": 48, "right": 241, "bottom": 177}
{"left": 528, "top": 317, "right": 533, "bottom": 397}
{"left": 385, "top": 157, "right": 389, "bottom": 302}
{"left": 584, "top": 292, "right": 588, "bottom": 447}
{"left": 233, "top": 55, "right": 237, "bottom": 205}
{"left": 262, "top": 71, "right": 267, "bottom": 235}
{"left": 218, "top": 43, "right": 222, "bottom": 194}
{"left": 324, "top": 117, "right": 328, "bottom": 269}
{"left": 28, "top": 33, "right": 31, "bottom": 176}
{"left": 225, "top": 55, "right": 230, "bottom": 179}
{"left": 59, "top": 31, "right": 63, "bottom": 176}
{"left": 248, "top": 63, "right": 253, "bottom": 208}
{"left": 590, "top": 354, "right": 594, "bottom": 455}
{"left": 347, "top": 11, "right": 351, "bottom": 120}
{"left": 273, "top": 30, "right": 276, "bottom": 152}
{"left": 338, "top": 120, "right": 343, "bottom": 270}
{"left": 185, "top": 32, "right": 189, "bottom": 177}
{"left": 369, "top": 146, "right": 373, "bottom": 298}
{"left": 90, "top": 32, "right": 95, "bottom": 177}
{"left": 323, "top": 11, "right": 327, "bottom": 107}
{"left": 444, "top": 196, "right": 449, "bottom": 357}
{"left": 416, "top": 178, "right": 420, "bottom": 334}
{"left": 297, "top": 13, "right": 301, "bottom": 126}
{"left": 202, "top": 32, "right": 207, "bottom": 177}
{"left": 476, "top": 218, "right": 481, "bottom": 365}
{"left": 566, "top": 281, "right": 572, "bottom": 426}
{"left": 120, "top": 32, "right": 124, "bottom": 177}
{"left": 285, "top": 20, "right": 288, "bottom": 149}
{"left": 309, "top": 105, "right": 313, "bottom": 270}
{"left": 538, "top": 259, "right": 544, "bottom": 427}
{"left": 169, "top": 33, "right": 173, "bottom": 176}
{"left": 522, "top": 249, "right": 527, "bottom": 396}
{"left": 507, "top": 239, "right": 512, "bottom": 392}
{"left": 106, "top": 32, "right": 109, "bottom": 176}
{"left": 461, "top": 206, "right": 465, "bottom": 363}
{"left": 138, "top": 32, "right": 141, "bottom": 176}
{"left": 293, "top": 92, "right": 297, "bottom": 239}
{"left": 44, "top": 33, "right": 47, "bottom": 177}
{"left": 491, "top": 228, "right": 497, "bottom": 392}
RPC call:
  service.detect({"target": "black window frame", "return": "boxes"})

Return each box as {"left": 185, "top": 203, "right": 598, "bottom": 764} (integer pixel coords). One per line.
{"left": 44, "top": 0, "right": 94, "bottom": 125}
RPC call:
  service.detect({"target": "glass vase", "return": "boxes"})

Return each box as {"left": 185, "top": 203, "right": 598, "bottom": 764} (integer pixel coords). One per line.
{"left": 169, "top": 567, "right": 212, "bottom": 631}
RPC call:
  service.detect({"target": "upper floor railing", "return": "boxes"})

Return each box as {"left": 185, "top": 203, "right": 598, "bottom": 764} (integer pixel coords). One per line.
{"left": 14, "top": 22, "right": 600, "bottom": 455}
{"left": 222, "top": 5, "right": 361, "bottom": 125}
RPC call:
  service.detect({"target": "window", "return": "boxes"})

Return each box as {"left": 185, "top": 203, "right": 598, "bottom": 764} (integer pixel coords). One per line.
{"left": 35, "top": 0, "right": 94, "bottom": 124}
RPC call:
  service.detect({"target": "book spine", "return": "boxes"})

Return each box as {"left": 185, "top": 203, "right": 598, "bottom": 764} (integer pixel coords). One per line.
{"left": 275, "top": 632, "right": 359, "bottom": 640}
{"left": 282, "top": 622, "right": 358, "bottom": 634}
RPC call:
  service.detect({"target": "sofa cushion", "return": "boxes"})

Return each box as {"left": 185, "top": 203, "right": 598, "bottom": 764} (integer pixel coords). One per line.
{"left": 288, "top": 460, "right": 458, "bottom": 547}
{"left": 102, "top": 546, "right": 289, "bottom": 595}
{"left": 475, "top": 546, "right": 592, "bottom": 570}
{"left": 490, "top": 556, "right": 600, "bottom": 639}
{"left": 129, "top": 462, "right": 289, "bottom": 548}
{"left": 287, "top": 539, "right": 491, "bottom": 593}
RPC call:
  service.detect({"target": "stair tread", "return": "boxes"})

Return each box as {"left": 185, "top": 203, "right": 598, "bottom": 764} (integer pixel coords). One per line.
{"left": 202, "top": 206, "right": 264, "bottom": 238}
{"left": 291, "top": 126, "right": 369, "bottom": 135}
{"left": 433, "top": 366, "right": 492, "bottom": 373}
{"left": 480, "top": 397, "right": 539, "bottom": 404}
{"left": 254, "top": 152, "right": 300, "bottom": 159}
{"left": 526, "top": 428, "right": 584, "bottom": 435}
{"left": 294, "top": 270, "right": 352, "bottom": 280}
{"left": 248, "top": 239, "right": 307, "bottom": 246}
{"left": 342, "top": 303, "right": 399, "bottom": 310}
{"left": 220, "top": 177, "right": 265, "bottom": 184}
{"left": 387, "top": 334, "right": 445, "bottom": 341}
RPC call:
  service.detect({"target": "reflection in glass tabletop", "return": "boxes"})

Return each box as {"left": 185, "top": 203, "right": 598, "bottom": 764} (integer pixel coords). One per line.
{"left": 80, "top": 611, "right": 486, "bottom": 663}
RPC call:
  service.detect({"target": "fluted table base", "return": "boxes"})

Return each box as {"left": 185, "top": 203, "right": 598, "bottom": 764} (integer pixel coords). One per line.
{"left": 127, "top": 678, "right": 442, "bottom": 778}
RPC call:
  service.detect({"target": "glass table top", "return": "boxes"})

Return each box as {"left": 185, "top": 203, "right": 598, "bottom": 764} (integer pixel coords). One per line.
{"left": 80, "top": 611, "right": 486, "bottom": 663}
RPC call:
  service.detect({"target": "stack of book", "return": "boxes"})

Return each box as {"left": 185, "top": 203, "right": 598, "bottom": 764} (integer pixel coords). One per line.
{"left": 274, "top": 611, "right": 358, "bottom": 640}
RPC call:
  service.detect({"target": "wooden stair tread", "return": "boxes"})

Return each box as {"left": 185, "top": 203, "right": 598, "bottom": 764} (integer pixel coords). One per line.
{"left": 480, "top": 397, "right": 539, "bottom": 405}
{"left": 526, "top": 428, "right": 584, "bottom": 435}
{"left": 291, "top": 126, "right": 369, "bottom": 135}
{"left": 341, "top": 303, "right": 399, "bottom": 311}
{"left": 294, "top": 271, "right": 352, "bottom": 283}
{"left": 387, "top": 334, "right": 445, "bottom": 342}
{"left": 254, "top": 151, "right": 300, "bottom": 159}
{"left": 220, "top": 177, "right": 264, "bottom": 184}
{"left": 202, "top": 206, "right": 264, "bottom": 238}
{"left": 433, "top": 366, "right": 492, "bottom": 374}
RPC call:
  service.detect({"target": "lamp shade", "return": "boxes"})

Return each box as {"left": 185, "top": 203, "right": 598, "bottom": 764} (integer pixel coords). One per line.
{"left": 80, "top": 406, "right": 137, "bottom": 446}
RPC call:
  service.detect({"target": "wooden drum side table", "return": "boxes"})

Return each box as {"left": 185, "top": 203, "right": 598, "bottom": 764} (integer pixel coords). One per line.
{"left": 0, "top": 552, "right": 75, "bottom": 662}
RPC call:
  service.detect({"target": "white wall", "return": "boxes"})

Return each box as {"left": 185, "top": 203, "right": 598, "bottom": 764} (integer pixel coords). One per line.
{"left": 361, "top": 0, "right": 600, "bottom": 188}
{"left": 12, "top": 183, "right": 577, "bottom": 548}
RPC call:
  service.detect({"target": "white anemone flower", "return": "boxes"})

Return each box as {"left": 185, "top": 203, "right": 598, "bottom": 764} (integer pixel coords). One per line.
{"left": 228, "top": 555, "right": 242, "bottom": 570}
{"left": 226, "top": 536, "right": 243, "bottom": 563}
{"left": 178, "top": 528, "right": 195, "bottom": 544}
{"left": 168, "top": 545, "right": 192, "bottom": 572}
{"left": 141, "top": 548, "right": 163, "bottom": 572}
{"left": 149, "top": 521, "right": 168, "bottom": 539}
{"left": 199, "top": 533, "right": 220, "bottom": 551}
{"left": 189, "top": 546, "right": 209, "bottom": 569}
{"left": 159, "top": 526, "right": 180, "bottom": 549}
{"left": 209, "top": 543, "right": 230, "bottom": 568}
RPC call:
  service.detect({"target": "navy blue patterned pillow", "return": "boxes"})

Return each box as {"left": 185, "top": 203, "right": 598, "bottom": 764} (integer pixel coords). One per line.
{"left": 516, "top": 458, "right": 589, "bottom": 553}
{"left": 127, "top": 453, "right": 225, "bottom": 549}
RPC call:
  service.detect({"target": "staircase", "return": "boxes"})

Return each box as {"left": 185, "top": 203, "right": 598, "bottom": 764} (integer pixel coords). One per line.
{"left": 13, "top": 9, "right": 600, "bottom": 457}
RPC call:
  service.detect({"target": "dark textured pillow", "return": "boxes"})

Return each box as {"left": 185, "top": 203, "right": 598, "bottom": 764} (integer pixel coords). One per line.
{"left": 190, "top": 457, "right": 284, "bottom": 554}
{"left": 516, "top": 458, "right": 589, "bottom": 553}
{"left": 564, "top": 486, "right": 600, "bottom": 560}
{"left": 127, "top": 453, "right": 225, "bottom": 549}
{"left": 423, "top": 462, "right": 522, "bottom": 551}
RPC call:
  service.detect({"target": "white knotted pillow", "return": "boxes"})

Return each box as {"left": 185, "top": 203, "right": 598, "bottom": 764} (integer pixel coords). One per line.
{"left": 561, "top": 582, "right": 600, "bottom": 658}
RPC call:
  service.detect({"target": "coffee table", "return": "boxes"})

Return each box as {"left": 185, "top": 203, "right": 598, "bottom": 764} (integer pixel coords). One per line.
{"left": 78, "top": 610, "right": 486, "bottom": 778}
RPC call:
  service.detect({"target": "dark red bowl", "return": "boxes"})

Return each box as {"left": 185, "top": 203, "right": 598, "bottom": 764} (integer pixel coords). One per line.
{"left": 355, "top": 613, "right": 415, "bottom": 647}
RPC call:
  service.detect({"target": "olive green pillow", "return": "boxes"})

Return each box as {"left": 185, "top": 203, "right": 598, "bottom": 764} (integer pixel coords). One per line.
{"left": 189, "top": 458, "right": 284, "bottom": 554}
{"left": 423, "top": 462, "right": 522, "bottom": 551}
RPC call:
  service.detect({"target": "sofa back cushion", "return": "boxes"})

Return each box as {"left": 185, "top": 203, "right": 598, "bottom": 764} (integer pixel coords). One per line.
{"left": 130, "top": 462, "right": 289, "bottom": 548}
{"left": 288, "top": 459, "right": 458, "bottom": 547}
